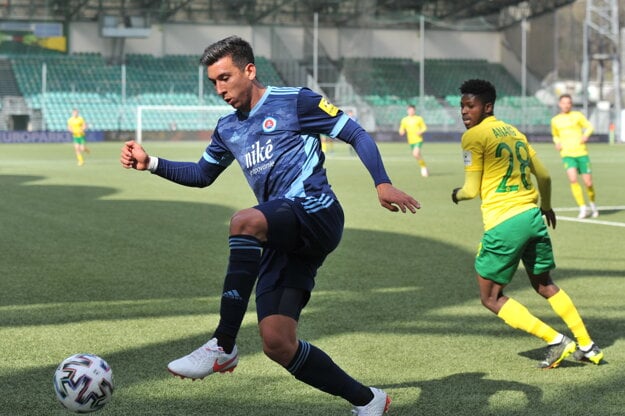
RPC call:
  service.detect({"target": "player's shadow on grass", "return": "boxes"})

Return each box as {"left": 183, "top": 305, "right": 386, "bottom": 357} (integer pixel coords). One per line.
{"left": 382, "top": 368, "right": 621, "bottom": 416}
{"left": 383, "top": 372, "right": 544, "bottom": 416}
{"left": 1, "top": 173, "right": 622, "bottom": 415}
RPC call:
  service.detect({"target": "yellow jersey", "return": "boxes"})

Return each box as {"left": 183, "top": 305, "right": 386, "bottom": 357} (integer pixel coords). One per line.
{"left": 399, "top": 115, "right": 427, "bottom": 144}
{"left": 550, "top": 111, "right": 593, "bottom": 157}
{"left": 461, "top": 116, "right": 539, "bottom": 231}
{"left": 67, "top": 115, "right": 86, "bottom": 138}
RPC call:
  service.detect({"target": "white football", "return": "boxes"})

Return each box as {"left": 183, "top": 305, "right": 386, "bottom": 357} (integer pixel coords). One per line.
{"left": 53, "top": 353, "right": 114, "bottom": 413}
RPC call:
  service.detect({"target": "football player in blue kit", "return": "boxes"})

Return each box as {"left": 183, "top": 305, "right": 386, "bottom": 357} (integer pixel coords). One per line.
{"left": 120, "top": 36, "right": 420, "bottom": 415}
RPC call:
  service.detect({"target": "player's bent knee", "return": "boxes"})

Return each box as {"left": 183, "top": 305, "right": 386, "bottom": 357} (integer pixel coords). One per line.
{"left": 261, "top": 337, "right": 281, "bottom": 358}
{"left": 229, "top": 208, "right": 267, "bottom": 238}
{"left": 259, "top": 323, "right": 298, "bottom": 365}
{"left": 261, "top": 335, "right": 295, "bottom": 365}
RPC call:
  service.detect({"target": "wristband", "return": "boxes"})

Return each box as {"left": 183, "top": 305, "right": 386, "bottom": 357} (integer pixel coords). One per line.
{"left": 148, "top": 156, "right": 159, "bottom": 172}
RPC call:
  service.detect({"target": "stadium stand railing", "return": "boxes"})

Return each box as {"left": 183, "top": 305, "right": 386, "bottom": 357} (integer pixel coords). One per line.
{"left": 339, "top": 57, "right": 551, "bottom": 131}
{"left": 5, "top": 52, "right": 550, "bottom": 133}
{"left": 9, "top": 52, "right": 285, "bottom": 132}
{"left": 340, "top": 57, "right": 458, "bottom": 129}
{"left": 425, "top": 58, "right": 522, "bottom": 97}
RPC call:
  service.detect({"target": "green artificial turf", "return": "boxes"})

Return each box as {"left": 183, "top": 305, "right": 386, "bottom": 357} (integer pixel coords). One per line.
{"left": 1, "top": 140, "right": 623, "bottom": 415}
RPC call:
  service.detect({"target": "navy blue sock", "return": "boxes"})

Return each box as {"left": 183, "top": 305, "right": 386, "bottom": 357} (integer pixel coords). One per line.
{"left": 286, "top": 340, "right": 373, "bottom": 406}
{"left": 213, "top": 235, "right": 261, "bottom": 353}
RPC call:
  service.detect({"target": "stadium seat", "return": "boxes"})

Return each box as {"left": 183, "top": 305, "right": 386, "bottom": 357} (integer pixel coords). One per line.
{"left": 8, "top": 52, "right": 547, "bottom": 132}
{"left": 8, "top": 52, "right": 254, "bottom": 131}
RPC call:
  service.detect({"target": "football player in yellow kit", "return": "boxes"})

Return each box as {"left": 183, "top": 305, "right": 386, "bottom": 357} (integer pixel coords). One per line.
{"left": 67, "top": 108, "right": 89, "bottom": 166}
{"left": 551, "top": 94, "right": 598, "bottom": 218}
{"left": 452, "top": 79, "right": 603, "bottom": 369}
{"left": 399, "top": 105, "right": 429, "bottom": 177}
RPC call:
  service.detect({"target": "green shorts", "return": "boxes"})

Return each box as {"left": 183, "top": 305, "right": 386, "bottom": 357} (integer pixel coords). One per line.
{"left": 73, "top": 136, "right": 86, "bottom": 145}
{"left": 409, "top": 142, "right": 423, "bottom": 150}
{"left": 562, "top": 155, "right": 592, "bottom": 174}
{"left": 475, "top": 208, "right": 555, "bottom": 285}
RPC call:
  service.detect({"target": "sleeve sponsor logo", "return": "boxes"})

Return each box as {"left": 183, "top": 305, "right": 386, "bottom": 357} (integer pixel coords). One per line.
{"left": 463, "top": 151, "right": 472, "bottom": 166}
{"left": 318, "top": 98, "right": 339, "bottom": 117}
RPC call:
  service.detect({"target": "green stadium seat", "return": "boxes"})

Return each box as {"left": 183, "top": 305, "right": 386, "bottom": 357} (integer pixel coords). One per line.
{"left": 9, "top": 52, "right": 271, "bottom": 131}
{"left": 9, "top": 52, "right": 548, "bottom": 131}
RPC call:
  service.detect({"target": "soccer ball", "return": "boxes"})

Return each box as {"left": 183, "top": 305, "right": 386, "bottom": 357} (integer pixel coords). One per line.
{"left": 53, "top": 353, "right": 114, "bottom": 413}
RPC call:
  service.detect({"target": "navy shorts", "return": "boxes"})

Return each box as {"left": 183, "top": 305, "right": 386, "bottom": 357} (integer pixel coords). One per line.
{"left": 253, "top": 196, "right": 344, "bottom": 320}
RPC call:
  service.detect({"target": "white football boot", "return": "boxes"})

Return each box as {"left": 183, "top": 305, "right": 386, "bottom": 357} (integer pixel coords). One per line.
{"left": 167, "top": 338, "right": 238, "bottom": 380}
{"left": 352, "top": 387, "right": 391, "bottom": 416}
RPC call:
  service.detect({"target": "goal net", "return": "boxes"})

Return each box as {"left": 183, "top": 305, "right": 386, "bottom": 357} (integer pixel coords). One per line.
{"left": 135, "top": 105, "right": 232, "bottom": 143}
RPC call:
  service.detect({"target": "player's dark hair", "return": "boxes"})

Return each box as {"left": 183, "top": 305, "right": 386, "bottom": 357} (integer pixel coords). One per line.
{"left": 559, "top": 93, "right": 572, "bottom": 100}
{"left": 460, "top": 79, "right": 496, "bottom": 106}
{"left": 200, "top": 36, "right": 255, "bottom": 70}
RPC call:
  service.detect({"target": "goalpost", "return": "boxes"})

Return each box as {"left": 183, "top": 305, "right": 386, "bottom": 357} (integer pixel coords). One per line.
{"left": 135, "top": 105, "right": 232, "bottom": 143}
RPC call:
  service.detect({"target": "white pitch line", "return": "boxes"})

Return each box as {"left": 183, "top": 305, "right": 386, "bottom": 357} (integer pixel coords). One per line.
{"left": 556, "top": 216, "right": 625, "bottom": 227}
{"left": 553, "top": 205, "right": 625, "bottom": 212}
{"left": 553, "top": 205, "right": 625, "bottom": 227}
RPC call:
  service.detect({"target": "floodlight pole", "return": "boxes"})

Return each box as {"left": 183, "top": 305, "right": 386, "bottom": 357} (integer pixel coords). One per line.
{"left": 121, "top": 64, "right": 126, "bottom": 135}
{"left": 419, "top": 15, "right": 425, "bottom": 115}
{"left": 521, "top": 18, "right": 528, "bottom": 132}
{"left": 121, "top": 64, "right": 126, "bottom": 104}
{"left": 583, "top": 0, "right": 621, "bottom": 142}
{"left": 41, "top": 62, "right": 47, "bottom": 130}
{"left": 313, "top": 12, "right": 318, "bottom": 84}
{"left": 198, "top": 65, "right": 204, "bottom": 103}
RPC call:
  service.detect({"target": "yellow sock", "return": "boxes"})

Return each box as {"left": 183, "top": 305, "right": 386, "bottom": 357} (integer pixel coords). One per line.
{"left": 570, "top": 182, "right": 585, "bottom": 206}
{"left": 548, "top": 289, "right": 591, "bottom": 347}
{"left": 418, "top": 160, "right": 427, "bottom": 168}
{"left": 498, "top": 298, "right": 559, "bottom": 343}
{"left": 586, "top": 185, "right": 596, "bottom": 203}
{"left": 76, "top": 153, "right": 84, "bottom": 165}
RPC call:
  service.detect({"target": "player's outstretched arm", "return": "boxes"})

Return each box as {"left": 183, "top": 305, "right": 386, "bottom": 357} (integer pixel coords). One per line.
{"left": 120, "top": 140, "right": 150, "bottom": 171}
{"left": 376, "top": 183, "right": 420, "bottom": 213}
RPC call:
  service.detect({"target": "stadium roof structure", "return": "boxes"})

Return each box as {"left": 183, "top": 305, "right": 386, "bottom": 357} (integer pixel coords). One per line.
{"left": 2, "top": 0, "right": 576, "bottom": 30}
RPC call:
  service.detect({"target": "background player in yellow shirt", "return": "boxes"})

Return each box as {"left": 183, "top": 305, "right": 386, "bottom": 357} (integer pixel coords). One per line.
{"left": 551, "top": 94, "right": 597, "bottom": 218}
{"left": 67, "top": 108, "right": 89, "bottom": 166}
{"left": 399, "top": 104, "right": 429, "bottom": 177}
{"left": 452, "top": 79, "right": 603, "bottom": 368}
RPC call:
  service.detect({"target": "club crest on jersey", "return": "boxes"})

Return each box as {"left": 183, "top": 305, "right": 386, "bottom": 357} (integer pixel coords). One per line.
{"left": 262, "top": 117, "right": 277, "bottom": 133}
{"left": 318, "top": 98, "right": 339, "bottom": 117}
